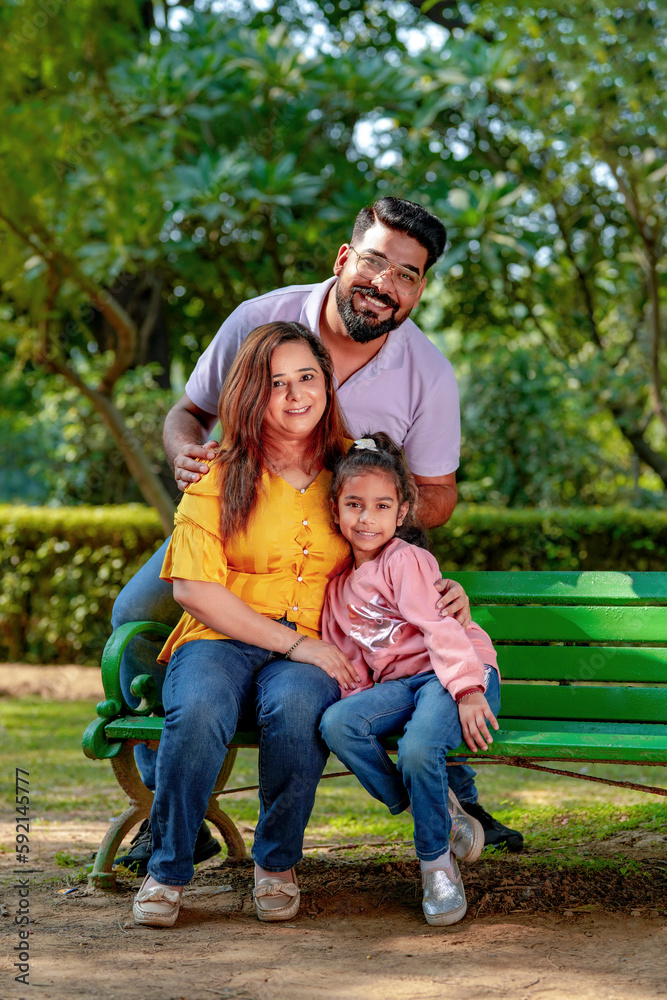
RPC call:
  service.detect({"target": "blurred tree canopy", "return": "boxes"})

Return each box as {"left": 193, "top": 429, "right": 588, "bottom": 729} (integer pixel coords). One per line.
{"left": 0, "top": 0, "right": 665, "bottom": 516}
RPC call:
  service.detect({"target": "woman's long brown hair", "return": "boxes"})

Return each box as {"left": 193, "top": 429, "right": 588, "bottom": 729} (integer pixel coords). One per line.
{"left": 214, "top": 321, "right": 350, "bottom": 539}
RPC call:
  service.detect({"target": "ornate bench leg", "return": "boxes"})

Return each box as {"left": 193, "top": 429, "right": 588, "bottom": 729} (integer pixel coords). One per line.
{"left": 207, "top": 747, "right": 247, "bottom": 860}
{"left": 87, "top": 743, "right": 154, "bottom": 891}
{"left": 89, "top": 742, "right": 249, "bottom": 887}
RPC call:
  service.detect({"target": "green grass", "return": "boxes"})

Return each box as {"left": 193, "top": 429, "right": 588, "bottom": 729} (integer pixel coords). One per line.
{"left": 1, "top": 697, "right": 666, "bottom": 870}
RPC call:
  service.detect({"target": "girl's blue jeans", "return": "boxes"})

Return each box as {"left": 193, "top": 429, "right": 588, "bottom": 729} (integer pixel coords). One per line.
{"left": 147, "top": 633, "right": 340, "bottom": 886}
{"left": 320, "top": 668, "right": 501, "bottom": 861}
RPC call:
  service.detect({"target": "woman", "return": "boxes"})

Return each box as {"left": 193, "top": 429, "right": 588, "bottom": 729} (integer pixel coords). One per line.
{"left": 132, "top": 321, "right": 469, "bottom": 928}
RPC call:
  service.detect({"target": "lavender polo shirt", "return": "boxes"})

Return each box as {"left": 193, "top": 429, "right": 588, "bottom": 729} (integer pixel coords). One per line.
{"left": 185, "top": 278, "right": 460, "bottom": 478}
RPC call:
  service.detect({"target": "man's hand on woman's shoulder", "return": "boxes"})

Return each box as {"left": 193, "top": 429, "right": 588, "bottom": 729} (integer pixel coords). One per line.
{"left": 175, "top": 441, "right": 219, "bottom": 492}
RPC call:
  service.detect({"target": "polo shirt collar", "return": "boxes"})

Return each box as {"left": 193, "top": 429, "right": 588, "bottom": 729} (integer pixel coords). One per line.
{"left": 303, "top": 277, "right": 408, "bottom": 375}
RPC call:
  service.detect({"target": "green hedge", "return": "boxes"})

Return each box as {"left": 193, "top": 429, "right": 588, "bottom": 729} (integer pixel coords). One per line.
{"left": 0, "top": 505, "right": 164, "bottom": 666}
{"left": 431, "top": 505, "right": 667, "bottom": 572}
{"left": 2, "top": 503, "right": 667, "bottom": 665}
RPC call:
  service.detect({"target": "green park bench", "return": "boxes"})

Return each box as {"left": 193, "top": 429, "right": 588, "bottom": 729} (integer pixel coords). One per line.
{"left": 82, "top": 570, "right": 667, "bottom": 890}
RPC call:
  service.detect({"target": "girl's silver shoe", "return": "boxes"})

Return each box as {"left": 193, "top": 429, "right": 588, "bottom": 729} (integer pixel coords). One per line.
{"left": 421, "top": 859, "right": 467, "bottom": 926}
{"left": 448, "top": 789, "right": 484, "bottom": 863}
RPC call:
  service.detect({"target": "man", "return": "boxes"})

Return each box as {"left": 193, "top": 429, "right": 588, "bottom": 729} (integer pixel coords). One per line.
{"left": 114, "top": 197, "right": 523, "bottom": 871}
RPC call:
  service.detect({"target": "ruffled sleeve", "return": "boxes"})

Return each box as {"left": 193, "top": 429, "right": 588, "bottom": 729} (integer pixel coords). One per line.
{"left": 160, "top": 472, "right": 228, "bottom": 586}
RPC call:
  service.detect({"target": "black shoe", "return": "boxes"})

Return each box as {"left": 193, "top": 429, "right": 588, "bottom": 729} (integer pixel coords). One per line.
{"left": 193, "top": 822, "right": 222, "bottom": 865}
{"left": 115, "top": 819, "right": 221, "bottom": 876}
{"left": 462, "top": 802, "right": 524, "bottom": 852}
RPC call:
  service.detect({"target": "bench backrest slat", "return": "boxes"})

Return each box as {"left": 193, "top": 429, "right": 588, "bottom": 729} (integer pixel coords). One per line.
{"left": 497, "top": 645, "right": 667, "bottom": 683}
{"left": 502, "top": 683, "right": 667, "bottom": 723}
{"left": 448, "top": 571, "right": 667, "bottom": 605}
{"left": 473, "top": 605, "right": 667, "bottom": 642}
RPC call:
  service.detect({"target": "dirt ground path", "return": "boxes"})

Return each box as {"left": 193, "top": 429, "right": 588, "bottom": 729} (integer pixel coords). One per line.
{"left": 1, "top": 826, "right": 666, "bottom": 1000}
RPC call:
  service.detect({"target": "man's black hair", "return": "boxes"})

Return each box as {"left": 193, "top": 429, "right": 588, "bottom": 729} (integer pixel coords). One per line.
{"left": 351, "top": 197, "right": 447, "bottom": 273}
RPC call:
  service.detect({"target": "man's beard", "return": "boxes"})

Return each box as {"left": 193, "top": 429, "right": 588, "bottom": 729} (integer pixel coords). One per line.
{"left": 336, "top": 282, "right": 401, "bottom": 344}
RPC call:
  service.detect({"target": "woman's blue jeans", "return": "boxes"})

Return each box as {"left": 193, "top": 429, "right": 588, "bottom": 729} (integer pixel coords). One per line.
{"left": 147, "top": 634, "right": 341, "bottom": 886}
{"left": 320, "top": 669, "right": 500, "bottom": 861}
{"left": 111, "top": 544, "right": 482, "bottom": 807}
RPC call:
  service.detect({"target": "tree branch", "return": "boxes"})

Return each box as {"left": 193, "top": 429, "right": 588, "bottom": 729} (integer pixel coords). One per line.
{"left": 38, "top": 346, "right": 175, "bottom": 532}
{"left": 609, "top": 401, "right": 667, "bottom": 488}
{"left": 552, "top": 204, "right": 603, "bottom": 349}
{"left": 605, "top": 159, "right": 667, "bottom": 438}
{"left": 136, "top": 271, "right": 164, "bottom": 365}
{"left": 411, "top": 1, "right": 497, "bottom": 41}
{"left": 0, "top": 209, "right": 138, "bottom": 395}
{"left": 1, "top": 211, "right": 174, "bottom": 529}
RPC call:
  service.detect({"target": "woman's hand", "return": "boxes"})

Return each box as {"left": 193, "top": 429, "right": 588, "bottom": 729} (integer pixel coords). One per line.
{"left": 174, "top": 440, "right": 219, "bottom": 492}
{"left": 434, "top": 579, "right": 471, "bottom": 628}
{"left": 458, "top": 692, "right": 499, "bottom": 752}
{"left": 295, "top": 637, "right": 362, "bottom": 691}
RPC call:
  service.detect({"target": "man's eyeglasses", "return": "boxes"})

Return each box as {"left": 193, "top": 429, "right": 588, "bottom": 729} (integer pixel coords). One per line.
{"left": 348, "top": 246, "right": 423, "bottom": 296}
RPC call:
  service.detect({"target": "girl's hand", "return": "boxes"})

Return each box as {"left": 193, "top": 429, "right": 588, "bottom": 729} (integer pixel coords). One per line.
{"left": 458, "top": 693, "right": 499, "bottom": 752}
{"left": 294, "top": 637, "right": 362, "bottom": 691}
{"left": 434, "top": 579, "right": 471, "bottom": 628}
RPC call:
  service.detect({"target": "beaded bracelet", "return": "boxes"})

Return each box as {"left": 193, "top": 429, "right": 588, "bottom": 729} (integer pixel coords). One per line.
{"left": 455, "top": 685, "right": 485, "bottom": 704}
{"left": 285, "top": 634, "right": 306, "bottom": 660}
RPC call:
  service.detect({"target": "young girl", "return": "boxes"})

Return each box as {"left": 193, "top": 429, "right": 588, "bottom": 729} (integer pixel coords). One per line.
{"left": 320, "top": 434, "right": 500, "bottom": 926}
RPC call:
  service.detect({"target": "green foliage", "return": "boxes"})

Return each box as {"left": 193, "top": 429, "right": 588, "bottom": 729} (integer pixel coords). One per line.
{"left": 0, "top": 1, "right": 665, "bottom": 510}
{"left": 410, "top": 1, "right": 667, "bottom": 489}
{"left": 0, "top": 505, "right": 164, "bottom": 664}
{"left": 445, "top": 335, "right": 653, "bottom": 507}
{"left": 3, "top": 503, "right": 667, "bottom": 664}
{"left": 54, "top": 850, "right": 87, "bottom": 868}
{"left": 0, "top": 361, "right": 176, "bottom": 506}
{"left": 433, "top": 504, "right": 667, "bottom": 571}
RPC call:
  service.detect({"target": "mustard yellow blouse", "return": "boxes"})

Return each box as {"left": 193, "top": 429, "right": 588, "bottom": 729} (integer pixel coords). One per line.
{"left": 158, "top": 462, "right": 352, "bottom": 662}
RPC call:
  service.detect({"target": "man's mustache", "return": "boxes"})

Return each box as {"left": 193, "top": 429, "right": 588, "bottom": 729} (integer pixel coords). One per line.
{"left": 349, "top": 285, "right": 398, "bottom": 311}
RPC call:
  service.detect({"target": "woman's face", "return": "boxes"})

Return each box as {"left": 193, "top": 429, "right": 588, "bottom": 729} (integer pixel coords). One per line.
{"left": 261, "top": 341, "right": 328, "bottom": 443}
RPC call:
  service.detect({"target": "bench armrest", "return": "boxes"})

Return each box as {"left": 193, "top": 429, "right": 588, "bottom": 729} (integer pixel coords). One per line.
{"left": 99, "top": 621, "right": 172, "bottom": 715}
{"left": 82, "top": 621, "right": 172, "bottom": 761}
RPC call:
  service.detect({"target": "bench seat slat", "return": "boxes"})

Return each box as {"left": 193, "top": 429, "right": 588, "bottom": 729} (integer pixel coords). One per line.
{"left": 105, "top": 716, "right": 260, "bottom": 743}
{"left": 104, "top": 716, "right": 667, "bottom": 765}
{"left": 473, "top": 605, "right": 667, "bottom": 642}
{"left": 497, "top": 645, "right": 667, "bottom": 682}
{"left": 448, "top": 571, "right": 667, "bottom": 605}
{"left": 464, "top": 727, "right": 667, "bottom": 765}
{"left": 502, "top": 683, "right": 667, "bottom": 723}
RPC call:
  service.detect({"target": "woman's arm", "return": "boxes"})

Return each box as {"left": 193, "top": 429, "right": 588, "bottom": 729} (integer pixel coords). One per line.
{"left": 174, "top": 579, "right": 361, "bottom": 689}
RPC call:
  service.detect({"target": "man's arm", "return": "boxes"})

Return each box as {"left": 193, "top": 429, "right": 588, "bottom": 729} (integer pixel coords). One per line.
{"left": 414, "top": 472, "right": 457, "bottom": 529}
{"left": 413, "top": 471, "right": 469, "bottom": 625}
{"left": 163, "top": 393, "right": 219, "bottom": 492}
